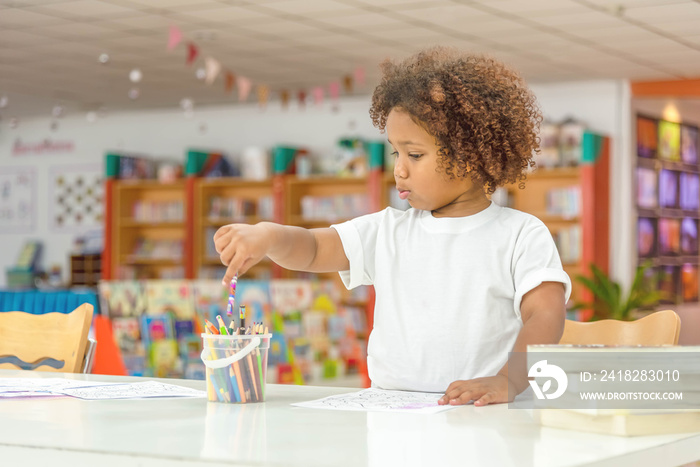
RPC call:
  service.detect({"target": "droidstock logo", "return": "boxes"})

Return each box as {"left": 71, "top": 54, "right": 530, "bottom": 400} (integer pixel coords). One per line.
{"left": 528, "top": 360, "right": 568, "bottom": 400}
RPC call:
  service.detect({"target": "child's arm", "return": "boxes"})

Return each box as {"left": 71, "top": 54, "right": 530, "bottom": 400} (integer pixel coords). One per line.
{"left": 438, "top": 281, "right": 566, "bottom": 406}
{"left": 213, "top": 222, "right": 350, "bottom": 284}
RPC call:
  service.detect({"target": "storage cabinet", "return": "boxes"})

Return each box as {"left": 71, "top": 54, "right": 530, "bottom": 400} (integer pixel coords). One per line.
{"left": 69, "top": 253, "right": 102, "bottom": 287}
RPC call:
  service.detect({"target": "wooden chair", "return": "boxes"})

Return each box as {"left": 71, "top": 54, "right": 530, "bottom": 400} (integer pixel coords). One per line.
{"left": 0, "top": 303, "right": 94, "bottom": 373}
{"left": 559, "top": 309, "right": 681, "bottom": 346}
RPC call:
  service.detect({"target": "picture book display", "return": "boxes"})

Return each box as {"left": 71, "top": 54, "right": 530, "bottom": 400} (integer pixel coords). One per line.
{"left": 681, "top": 124, "right": 698, "bottom": 164}
{"left": 635, "top": 114, "right": 700, "bottom": 305}
{"left": 98, "top": 279, "right": 368, "bottom": 384}
{"left": 144, "top": 280, "right": 195, "bottom": 319}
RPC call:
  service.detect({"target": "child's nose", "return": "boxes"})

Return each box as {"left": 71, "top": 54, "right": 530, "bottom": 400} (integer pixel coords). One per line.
{"left": 394, "top": 157, "right": 408, "bottom": 179}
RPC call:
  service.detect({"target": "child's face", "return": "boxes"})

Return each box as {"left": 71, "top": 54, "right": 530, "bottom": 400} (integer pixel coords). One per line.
{"left": 386, "top": 108, "right": 486, "bottom": 216}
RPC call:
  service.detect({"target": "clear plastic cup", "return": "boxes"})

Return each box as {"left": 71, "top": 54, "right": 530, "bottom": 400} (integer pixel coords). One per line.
{"left": 201, "top": 333, "right": 272, "bottom": 403}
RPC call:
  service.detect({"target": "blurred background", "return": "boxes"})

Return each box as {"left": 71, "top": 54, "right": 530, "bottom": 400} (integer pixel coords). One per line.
{"left": 1, "top": 0, "right": 699, "bottom": 381}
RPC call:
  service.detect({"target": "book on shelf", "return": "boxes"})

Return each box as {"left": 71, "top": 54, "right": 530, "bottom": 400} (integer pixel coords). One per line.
{"left": 300, "top": 194, "right": 370, "bottom": 221}
{"left": 552, "top": 225, "right": 581, "bottom": 264}
{"left": 545, "top": 186, "right": 581, "bottom": 218}
{"left": 132, "top": 200, "right": 183, "bottom": 222}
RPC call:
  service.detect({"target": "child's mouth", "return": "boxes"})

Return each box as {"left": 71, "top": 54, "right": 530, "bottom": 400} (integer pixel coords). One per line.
{"left": 398, "top": 190, "right": 410, "bottom": 200}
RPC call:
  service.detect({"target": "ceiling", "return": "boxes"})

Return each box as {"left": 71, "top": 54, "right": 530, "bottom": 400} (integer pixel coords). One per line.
{"left": 2, "top": 0, "right": 700, "bottom": 119}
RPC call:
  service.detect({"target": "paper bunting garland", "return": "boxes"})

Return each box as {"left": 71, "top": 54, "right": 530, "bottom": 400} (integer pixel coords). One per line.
{"left": 280, "top": 90, "right": 290, "bottom": 109}
{"left": 312, "top": 86, "right": 324, "bottom": 106}
{"left": 237, "top": 76, "right": 252, "bottom": 102}
{"left": 343, "top": 75, "right": 353, "bottom": 93}
{"left": 204, "top": 57, "right": 221, "bottom": 84}
{"left": 168, "top": 26, "right": 366, "bottom": 109}
{"left": 225, "top": 72, "right": 236, "bottom": 93}
{"left": 257, "top": 85, "right": 270, "bottom": 107}
{"left": 167, "top": 25, "right": 182, "bottom": 51}
{"left": 354, "top": 66, "right": 365, "bottom": 86}
{"left": 186, "top": 43, "right": 199, "bottom": 65}
{"left": 328, "top": 81, "right": 340, "bottom": 100}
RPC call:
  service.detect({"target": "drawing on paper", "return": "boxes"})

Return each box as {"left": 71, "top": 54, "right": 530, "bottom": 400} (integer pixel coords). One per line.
{"left": 292, "top": 388, "right": 455, "bottom": 414}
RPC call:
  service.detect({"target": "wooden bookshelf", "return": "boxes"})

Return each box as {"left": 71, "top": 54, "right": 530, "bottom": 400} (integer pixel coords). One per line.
{"left": 506, "top": 133, "right": 611, "bottom": 310}
{"left": 284, "top": 176, "right": 372, "bottom": 228}
{"left": 192, "top": 178, "right": 274, "bottom": 280}
{"left": 108, "top": 180, "right": 186, "bottom": 280}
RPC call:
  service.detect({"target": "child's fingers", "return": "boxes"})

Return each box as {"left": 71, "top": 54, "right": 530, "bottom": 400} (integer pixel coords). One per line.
{"left": 213, "top": 226, "right": 232, "bottom": 254}
{"left": 439, "top": 381, "right": 473, "bottom": 405}
{"left": 449, "top": 389, "right": 479, "bottom": 406}
{"left": 222, "top": 258, "right": 241, "bottom": 286}
{"left": 474, "top": 392, "right": 497, "bottom": 406}
{"left": 213, "top": 224, "right": 231, "bottom": 242}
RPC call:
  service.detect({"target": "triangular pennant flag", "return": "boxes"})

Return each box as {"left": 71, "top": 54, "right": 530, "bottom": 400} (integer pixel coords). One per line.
{"left": 343, "top": 75, "right": 353, "bottom": 93}
{"left": 354, "top": 66, "right": 365, "bottom": 86}
{"left": 280, "top": 89, "right": 290, "bottom": 109}
{"left": 298, "top": 90, "right": 307, "bottom": 108}
{"left": 204, "top": 56, "right": 221, "bottom": 84}
{"left": 257, "top": 84, "right": 269, "bottom": 107}
{"left": 186, "top": 42, "right": 199, "bottom": 65}
{"left": 312, "top": 86, "right": 324, "bottom": 106}
{"left": 225, "top": 71, "right": 236, "bottom": 93}
{"left": 328, "top": 81, "right": 340, "bottom": 100}
{"left": 167, "top": 25, "right": 182, "bottom": 51}
{"left": 237, "top": 76, "right": 252, "bottom": 102}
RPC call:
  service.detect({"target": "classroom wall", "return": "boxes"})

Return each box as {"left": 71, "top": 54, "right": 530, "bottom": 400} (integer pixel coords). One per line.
{"left": 0, "top": 81, "right": 630, "bottom": 289}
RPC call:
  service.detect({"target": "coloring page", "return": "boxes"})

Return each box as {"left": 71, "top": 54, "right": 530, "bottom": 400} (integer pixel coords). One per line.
{"left": 292, "top": 388, "right": 456, "bottom": 414}
{"left": 56, "top": 380, "right": 206, "bottom": 400}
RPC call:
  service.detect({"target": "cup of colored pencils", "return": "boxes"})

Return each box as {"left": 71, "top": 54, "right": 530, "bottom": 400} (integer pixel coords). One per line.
{"left": 201, "top": 313, "right": 271, "bottom": 404}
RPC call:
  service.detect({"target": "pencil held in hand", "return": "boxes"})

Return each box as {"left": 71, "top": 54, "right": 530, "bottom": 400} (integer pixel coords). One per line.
{"left": 226, "top": 273, "right": 238, "bottom": 316}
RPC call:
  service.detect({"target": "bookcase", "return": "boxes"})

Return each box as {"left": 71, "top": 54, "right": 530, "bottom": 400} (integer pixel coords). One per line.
{"left": 105, "top": 145, "right": 609, "bottom": 302}
{"left": 504, "top": 132, "right": 611, "bottom": 310}
{"left": 108, "top": 180, "right": 187, "bottom": 280}
{"left": 192, "top": 178, "right": 275, "bottom": 280}
{"left": 635, "top": 114, "right": 699, "bottom": 304}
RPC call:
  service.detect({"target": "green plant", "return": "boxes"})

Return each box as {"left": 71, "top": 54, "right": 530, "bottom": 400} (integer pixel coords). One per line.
{"left": 572, "top": 262, "right": 665, "bottom": 321}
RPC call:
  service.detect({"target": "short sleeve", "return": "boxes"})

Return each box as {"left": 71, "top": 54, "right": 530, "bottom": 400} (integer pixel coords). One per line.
{"left": 330, "top": 211, "right": 382, "bottom": 289}
{"left": 512, "top": 222, "right": 572, "bottom": 317}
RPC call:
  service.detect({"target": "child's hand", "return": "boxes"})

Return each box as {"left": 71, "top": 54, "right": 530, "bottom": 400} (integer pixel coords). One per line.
{"left": 213, "top": 223, "right": 271, "bottom": 284}
{"left": 438, "top": 374, "right": 516, "bottom": 406}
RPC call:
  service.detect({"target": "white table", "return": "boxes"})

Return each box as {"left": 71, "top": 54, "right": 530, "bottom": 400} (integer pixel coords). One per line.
{"left": 0, "top": 370, "right": 699, "bottom": 467}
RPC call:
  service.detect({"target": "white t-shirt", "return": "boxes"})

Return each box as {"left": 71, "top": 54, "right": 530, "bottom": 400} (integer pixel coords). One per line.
{"left": 331, "top": 202, "right": 571, "bottom": 393}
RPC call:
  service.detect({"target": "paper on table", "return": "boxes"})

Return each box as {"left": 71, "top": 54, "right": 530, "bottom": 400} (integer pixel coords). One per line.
{"left": 292, "top": 388, "right": 457, "bottom": 414}
{"left": 0, "top": 378, "right": 121, "bottom": 398}
{"left": 56, "top": 381, "right": 207, "bottom": 400}
{"left": 0, "top": 378, "right": 206, "bottom": 400}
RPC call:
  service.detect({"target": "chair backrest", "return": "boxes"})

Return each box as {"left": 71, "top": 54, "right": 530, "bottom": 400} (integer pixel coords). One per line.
{"left": 559, "top": 309, "right": 681, "bottom": 346}
{"left": 0, "top": 303, "right": 94, "bottom": 373}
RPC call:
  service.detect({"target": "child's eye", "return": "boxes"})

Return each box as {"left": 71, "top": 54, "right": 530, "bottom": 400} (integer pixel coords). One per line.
{"left": 409, "top": 153, "right": 423, "bottom": 159}
{"left": 390, "top": 151, "right": 398, "bottom": 158}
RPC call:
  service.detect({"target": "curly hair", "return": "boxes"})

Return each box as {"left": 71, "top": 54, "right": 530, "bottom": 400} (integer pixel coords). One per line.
{"left": 369, "top": 47, "right": 541, "bottom": 194}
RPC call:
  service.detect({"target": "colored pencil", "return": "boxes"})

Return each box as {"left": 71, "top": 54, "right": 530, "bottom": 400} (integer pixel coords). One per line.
{"left": 226, "top": 273, "right": 238, "bottom": 316}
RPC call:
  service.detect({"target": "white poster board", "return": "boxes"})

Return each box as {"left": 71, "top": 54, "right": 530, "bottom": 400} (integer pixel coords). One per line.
{"left": 0, "top": 167, "right": 36, "bottom": 233}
